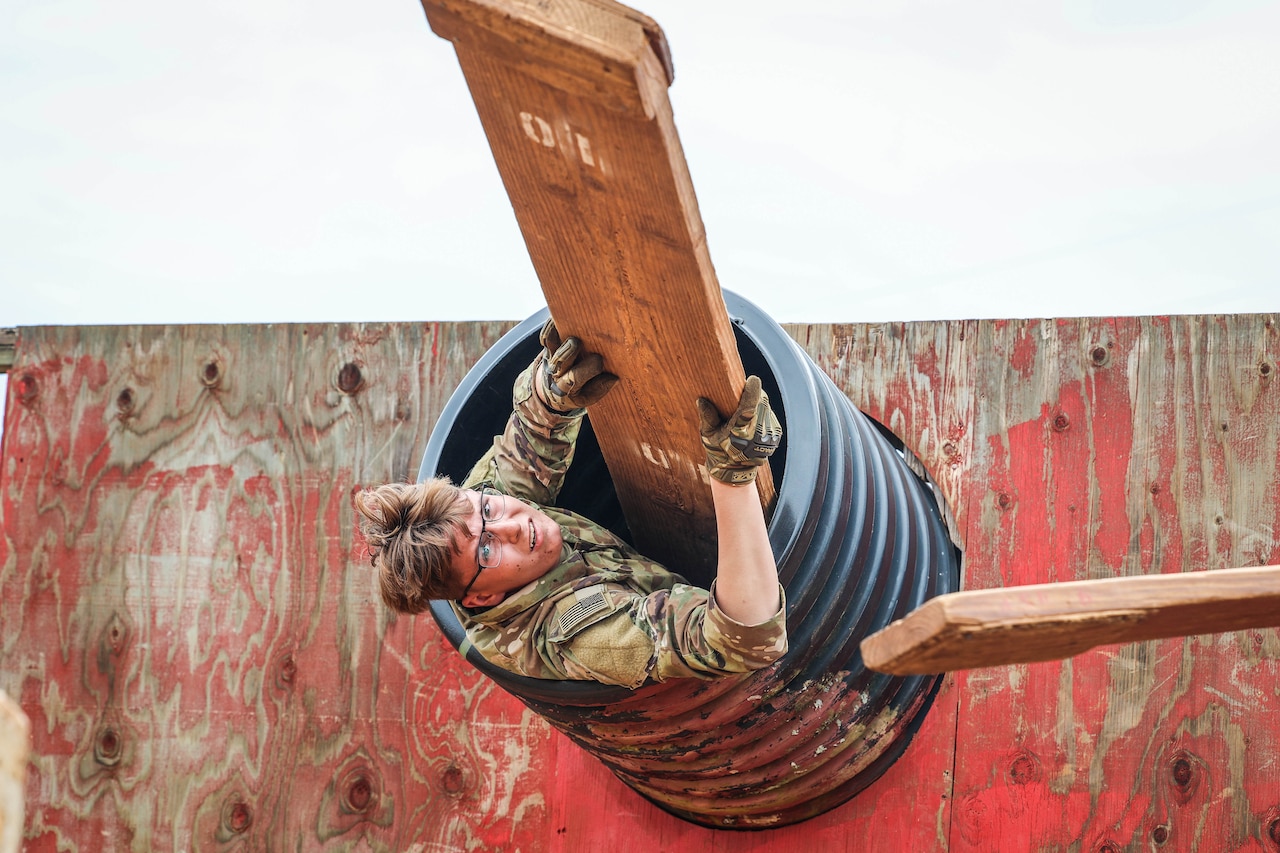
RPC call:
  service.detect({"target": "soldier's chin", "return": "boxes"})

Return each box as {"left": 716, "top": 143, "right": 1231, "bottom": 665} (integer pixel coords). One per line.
{"left": 531, "top": 514, "right": 562, "bottom": 561}
{"left": 541, "top": 520, "right": 564, "bottom": 558}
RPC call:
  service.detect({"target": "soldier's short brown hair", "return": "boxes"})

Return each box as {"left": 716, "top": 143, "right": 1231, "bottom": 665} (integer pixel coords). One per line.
{"left": 355, "top": 478, "right": 471, "bottom": 612}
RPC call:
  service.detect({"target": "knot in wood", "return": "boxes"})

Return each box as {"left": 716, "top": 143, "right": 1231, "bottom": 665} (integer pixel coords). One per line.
{"left": 338, "top": 362, "right": 364, "bottom": 394}
{"left": 279, "top": 654, "right": 296, "bottom": 684}
{"left": 201, "top": 358, "right": 222, "bottom": 388}
{"left": 1167, "top": 752, "right": 1201, "bottom": 805}
{"left": 440, "top": 762, "right": 467, "bottom": 797}
{"left": 94, "top": 727, "right": 121, "bottom": 766}
{"left": 226, "top": 801, "right": 253, "bottom": 834}
{"left": 15, "top": 372, "right": 38, "bottom": 404}
{"left": 343, "top": 775, "right": 373, "bottom": 812}
{"left": 102, "top": 614, "right": 128, "bottom": 656}
{"left": 1008, "top": 751, "right": 1040, "bottom": 785}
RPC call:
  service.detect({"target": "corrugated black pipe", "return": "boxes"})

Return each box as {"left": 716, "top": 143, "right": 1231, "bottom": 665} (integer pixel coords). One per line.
{"left": 419, "top": 291, "right": 959, "bottom": 828}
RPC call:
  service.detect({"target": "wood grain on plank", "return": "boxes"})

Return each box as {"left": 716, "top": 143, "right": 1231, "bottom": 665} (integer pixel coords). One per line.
{"left": 862, "top": 565, "right": 1280, "bottom": 674}
{"left": 423, "top": 0, "right": 772, "bottom": 580}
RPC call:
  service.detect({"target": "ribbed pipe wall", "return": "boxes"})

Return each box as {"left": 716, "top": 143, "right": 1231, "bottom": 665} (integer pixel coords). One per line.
{"left": 420, "top": 292, "right": 959, "bottom": 828}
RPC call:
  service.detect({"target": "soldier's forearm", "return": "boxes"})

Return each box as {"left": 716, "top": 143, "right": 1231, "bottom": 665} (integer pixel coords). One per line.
{"left": 708, "top": 479, "right": 780, "bottom": 625}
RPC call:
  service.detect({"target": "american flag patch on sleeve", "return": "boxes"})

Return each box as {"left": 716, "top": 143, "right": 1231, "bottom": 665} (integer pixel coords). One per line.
{"left": 558, "top": 588, "right": 610, "bottom": 634}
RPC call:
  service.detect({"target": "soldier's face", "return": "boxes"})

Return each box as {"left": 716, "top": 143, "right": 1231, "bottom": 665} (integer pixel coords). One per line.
{"left": 453, "top": 489, "right": 563, "bottom": 606}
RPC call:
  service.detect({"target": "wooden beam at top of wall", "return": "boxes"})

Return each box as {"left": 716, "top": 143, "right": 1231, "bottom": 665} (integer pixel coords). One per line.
{"left": 0, "top": 328, "right": 17, "bottom": 374}
{"left": 422, "top": 0, "right": 773, "bottom": 579}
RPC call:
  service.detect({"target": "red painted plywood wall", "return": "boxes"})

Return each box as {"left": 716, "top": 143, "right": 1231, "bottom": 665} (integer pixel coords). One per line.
{"left": 1, "top": 315, "right": 1277, "bottom": 851}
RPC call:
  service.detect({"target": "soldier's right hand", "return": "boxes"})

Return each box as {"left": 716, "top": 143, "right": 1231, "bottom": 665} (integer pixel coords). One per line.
{"left": 535, "top": 319, "right": 619, "bottom": 413}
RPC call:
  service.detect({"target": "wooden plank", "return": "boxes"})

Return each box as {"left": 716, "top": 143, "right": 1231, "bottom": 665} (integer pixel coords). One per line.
{"left": 862, "top": 565, "right": 1280, "bottom": 675}
{"left": 0, "top": 322, "right": 562, "bottom": 851}
{"left": 422, "top": 0, "right": 772, "bottom": 579}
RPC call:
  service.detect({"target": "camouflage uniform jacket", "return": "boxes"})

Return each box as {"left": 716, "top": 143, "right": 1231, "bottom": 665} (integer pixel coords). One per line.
{"left": 450, "top": 362, "right": 788, "bottom": 688}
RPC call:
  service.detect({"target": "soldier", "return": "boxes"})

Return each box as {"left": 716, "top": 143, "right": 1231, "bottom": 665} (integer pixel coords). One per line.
{"left": 356, "top": 323, "right": 786, "bottom": 688}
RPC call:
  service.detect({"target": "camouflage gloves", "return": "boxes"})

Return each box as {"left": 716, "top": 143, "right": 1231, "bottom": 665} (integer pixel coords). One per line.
{"left": 532, "top": 320, "right": 781, "bottom": 485}
{"left": 534, "top": 319, "right": 619, "bottom": 413}
{"left": 695, "top": 376, "right": 783, "bottom": 485}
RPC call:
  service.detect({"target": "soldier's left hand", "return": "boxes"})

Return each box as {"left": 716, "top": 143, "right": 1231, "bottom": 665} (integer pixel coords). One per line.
{"left": 536, "top": 319, "right": 619, "bottom": 412}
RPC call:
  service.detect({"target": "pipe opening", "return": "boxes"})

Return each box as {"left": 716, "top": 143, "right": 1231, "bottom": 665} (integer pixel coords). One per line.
{"left": 420, "top": 292, "right": 960, "bottom": 827}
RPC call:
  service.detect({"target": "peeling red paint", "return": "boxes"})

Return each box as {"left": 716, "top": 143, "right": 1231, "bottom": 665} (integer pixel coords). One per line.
{"left": 3, "top": 318, "right": 1277, "bottom": 850}
{"left": 1010, "top": 329, "right": 1037, "bottom": 379}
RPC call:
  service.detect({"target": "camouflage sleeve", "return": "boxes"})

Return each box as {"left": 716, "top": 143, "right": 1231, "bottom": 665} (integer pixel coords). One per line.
{"left": 461, "top": 359, "right": 583, "bottom": 503}
{"left": 648, "top": 580, "right": 788, "bottom": 681}
{"left": 541, "top": 581, "right": 788, "bottom": 687}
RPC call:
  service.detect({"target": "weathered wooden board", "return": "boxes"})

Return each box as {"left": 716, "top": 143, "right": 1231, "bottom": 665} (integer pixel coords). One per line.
{"left": 861, "top": 564, "right": 1280, "bottom": 675}
{"left": 0, "top": 322, "right": 558, "bottom": 851}
{"left": 941, "top": 316, "right": 1280, "bottom": 853}
{"left": 422, "top": 0, "right": 772, "bottom": 580}
{"left": 2, "top": 314, "right": 1278, "bottom": 851}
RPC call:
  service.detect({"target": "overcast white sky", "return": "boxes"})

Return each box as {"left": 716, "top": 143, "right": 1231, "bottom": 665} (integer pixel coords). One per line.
{"left": 2, "top": 0, "right": 1278, "bottom": 427}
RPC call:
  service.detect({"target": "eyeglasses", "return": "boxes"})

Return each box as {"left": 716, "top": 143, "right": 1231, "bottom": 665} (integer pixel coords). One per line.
{"left": 458, "top": 487, "right": 505, "bottom": 600}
